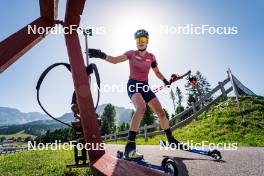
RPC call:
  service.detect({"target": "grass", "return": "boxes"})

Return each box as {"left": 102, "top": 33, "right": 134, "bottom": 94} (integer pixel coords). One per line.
{"left": 0, "top": 148, "right": 92, "bottom": 176}
{"left": 9, "top": 142, "right": 29, "bottom": 147}
{"left": 108, "top": 96, "right": 264, "bottom": 147}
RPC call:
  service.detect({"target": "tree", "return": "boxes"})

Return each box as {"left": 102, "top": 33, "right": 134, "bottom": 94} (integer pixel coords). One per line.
{"left": 176, "top": 106, "right": 185, "bottom": 115}
{"left": 175, "top": 86, "right": 185, "bottom": 115}
{"left": 140, "top": 105, "right": 155, "bottom": 127}
{"left": 24, "top": 136, "right": 32, "bottom": 142}
{"left": 185, "top": 71, "right": 212, "bottom": 107}
{"left": 119, "top": 122, "right": 126, "bottom": 132}
{"left": 170, "top": 89, "right": 176, "bottom": 112}
{"left": 126, "top": 123, "right": 130, "bottom": 130}
{"left": 170, "top": 86, "right": 184, "bottom": 115}
{"left": 175, "top": 87, "right": 183, "bottom": 107}
{"left": 186, "top": 93, "right": 196, "bottom": 107}
{"left": 35, "top": 128, "right": 73, "bottom": 144}
{"left": 169, "top": 87, "right": 185, "bottom": 126}
{"left": 100, "top": 104, "right": 116, "bottom": 136}
{"left": 113, "top": 125, "right": 117, "bottom": 133}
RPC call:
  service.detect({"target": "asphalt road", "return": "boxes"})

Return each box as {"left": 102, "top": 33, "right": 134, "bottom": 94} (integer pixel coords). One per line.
{"left": 105, "top": 144, "right": 264, "bottom": 176}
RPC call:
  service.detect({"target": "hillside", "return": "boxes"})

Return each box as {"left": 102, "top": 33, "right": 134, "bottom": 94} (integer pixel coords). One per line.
{"left": 112, "top": 96, "right": 264, "bottom": 147}
{"left": 173, "top": 96, "right": 264, "bottom": 146}
{"left": 0, "top": 131, "right": 34, "bottom": 139}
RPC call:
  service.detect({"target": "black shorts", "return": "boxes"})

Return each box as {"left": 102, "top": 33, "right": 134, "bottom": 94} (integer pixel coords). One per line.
{"left": 127, "top": 79, "right": 156, "bottom": 103}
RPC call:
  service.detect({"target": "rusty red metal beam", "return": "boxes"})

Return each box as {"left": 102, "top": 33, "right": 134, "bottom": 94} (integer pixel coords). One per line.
{"left": 65, "top": 31, "right": 105, "bottom": 161}
{"left": 64, "top": 0, "right": 85, "bottom": 27}
{"left": 91, "top": 154, "right": 167, "bottom": 176}
{"left": 64, "top": 1, "right": 167, "bottom": 175}
{"left": 0, "top": 17, "right": 54, "bottom": 73}
{"left": 64, "top": 0, "right": 106, "bottom": 162}
{"left": 0, "top": 0, "right": 58, "bottom": 73}
{"left": 39, "top": 0, "right": 59, "bottom": 24}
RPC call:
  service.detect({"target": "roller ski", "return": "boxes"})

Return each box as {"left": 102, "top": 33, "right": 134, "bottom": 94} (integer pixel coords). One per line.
{"left": 160, "top": 139, "right": 222, "bottom": 161}
{"left": 117, "top": 150, "right": 178, "bottom": 176}
{"left": 115, "top": 141, "right": 178, "bottom": 175}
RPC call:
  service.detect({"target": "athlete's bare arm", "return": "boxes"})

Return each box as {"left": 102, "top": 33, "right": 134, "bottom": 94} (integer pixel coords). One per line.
{"left": 106, "top": 55, "right": 128, "bottom": 64}
{"left": 152, "top": 66, "right": 166, "bottom": 80}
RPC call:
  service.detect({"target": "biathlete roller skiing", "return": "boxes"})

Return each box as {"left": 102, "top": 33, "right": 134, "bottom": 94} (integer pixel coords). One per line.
{"left": 71, "top": 29, "right": 221, "bottom": 162}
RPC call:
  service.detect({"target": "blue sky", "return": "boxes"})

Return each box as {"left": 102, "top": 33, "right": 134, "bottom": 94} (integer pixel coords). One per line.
{"left": 0, "top": 0, "right": 263, "bottom": 116}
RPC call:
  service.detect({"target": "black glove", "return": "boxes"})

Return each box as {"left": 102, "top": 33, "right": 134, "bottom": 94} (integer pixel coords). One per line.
{"left": 163, "top": 78, "right": 170, "bottom": 86}
{"left": 169, "top": 74, "right": 179, "bottom": 84}
{"left": 88, "top": 49, "right": 107, "bottom": 59}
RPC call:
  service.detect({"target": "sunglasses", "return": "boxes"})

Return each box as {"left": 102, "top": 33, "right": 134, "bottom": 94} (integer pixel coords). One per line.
{"left": 135, "top": 37, "right": 148, "bottom": 44}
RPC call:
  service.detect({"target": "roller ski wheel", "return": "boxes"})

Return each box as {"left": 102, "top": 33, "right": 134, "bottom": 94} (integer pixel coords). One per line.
{"left": 162, "top": 157, "right": 178, "bottom": 176}
{"left": 116, "top": 150, "right": 124, "bottom": 159}
{"left": 208, "top": 149, "right": 222, "bottom": 161}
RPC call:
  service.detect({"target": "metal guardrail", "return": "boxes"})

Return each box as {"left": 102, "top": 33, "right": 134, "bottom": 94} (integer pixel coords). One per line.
{"left": 103, "top": 76, "right": 233, "bottom": 142}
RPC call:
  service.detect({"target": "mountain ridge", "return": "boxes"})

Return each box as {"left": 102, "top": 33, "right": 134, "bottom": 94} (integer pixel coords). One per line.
{"left": 0, "top": 104, "right": 133, "bottom": 134}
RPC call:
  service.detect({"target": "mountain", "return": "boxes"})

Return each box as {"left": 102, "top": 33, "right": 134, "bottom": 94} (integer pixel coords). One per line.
{"left": 0, "top": 105, "right": 133, "bottom": 135}
{"left": 26, "top": 113, "right": 73, "bottom": 126}
{"left": 21, "top": 104, "right": 133, "bottom": 126}
{"left": 0, "top": 107, "right": 49, "bottom": 126}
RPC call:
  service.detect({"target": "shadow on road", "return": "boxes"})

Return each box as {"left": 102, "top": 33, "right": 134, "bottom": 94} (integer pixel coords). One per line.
{"left": 171, "top": 156, "right": 226, "bottom": 176}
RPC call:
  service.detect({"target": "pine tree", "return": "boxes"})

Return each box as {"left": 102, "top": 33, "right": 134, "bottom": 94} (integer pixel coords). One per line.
{"left": 125, "top": 123, "right": 130, "bottom": 130}
{"left": 119, "top": 122, "right": 126, "bottom": 131}
{"left": 100, "top": 104, "right": 116, "bottom": 136}
{"left": 170, "top": 89, "right": 176, "bottom": 112}
{"left": 175, "top": 87, "right": 183, "bottom": 107}
{"left": 113, "top": 125, "right": 117, "bottom": 133}
{"left": 170, "top": 87, "right": 186, "bottom": 123}
{"left": 186, "top": 93, "right": 196, "bottom": 107}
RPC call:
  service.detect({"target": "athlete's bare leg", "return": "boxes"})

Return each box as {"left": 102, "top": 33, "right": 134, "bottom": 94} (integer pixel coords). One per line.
{"left": 148, "top": 97, "right": 189, "bottom": 150}
{"left": 124, "top": 93, "right": 145, "bottom": 160}
{"left": 148, "top": 97, "right": 170, "bottom": 129}
{"left": 129, "top": 93, "right": 146, "bottom": 131}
